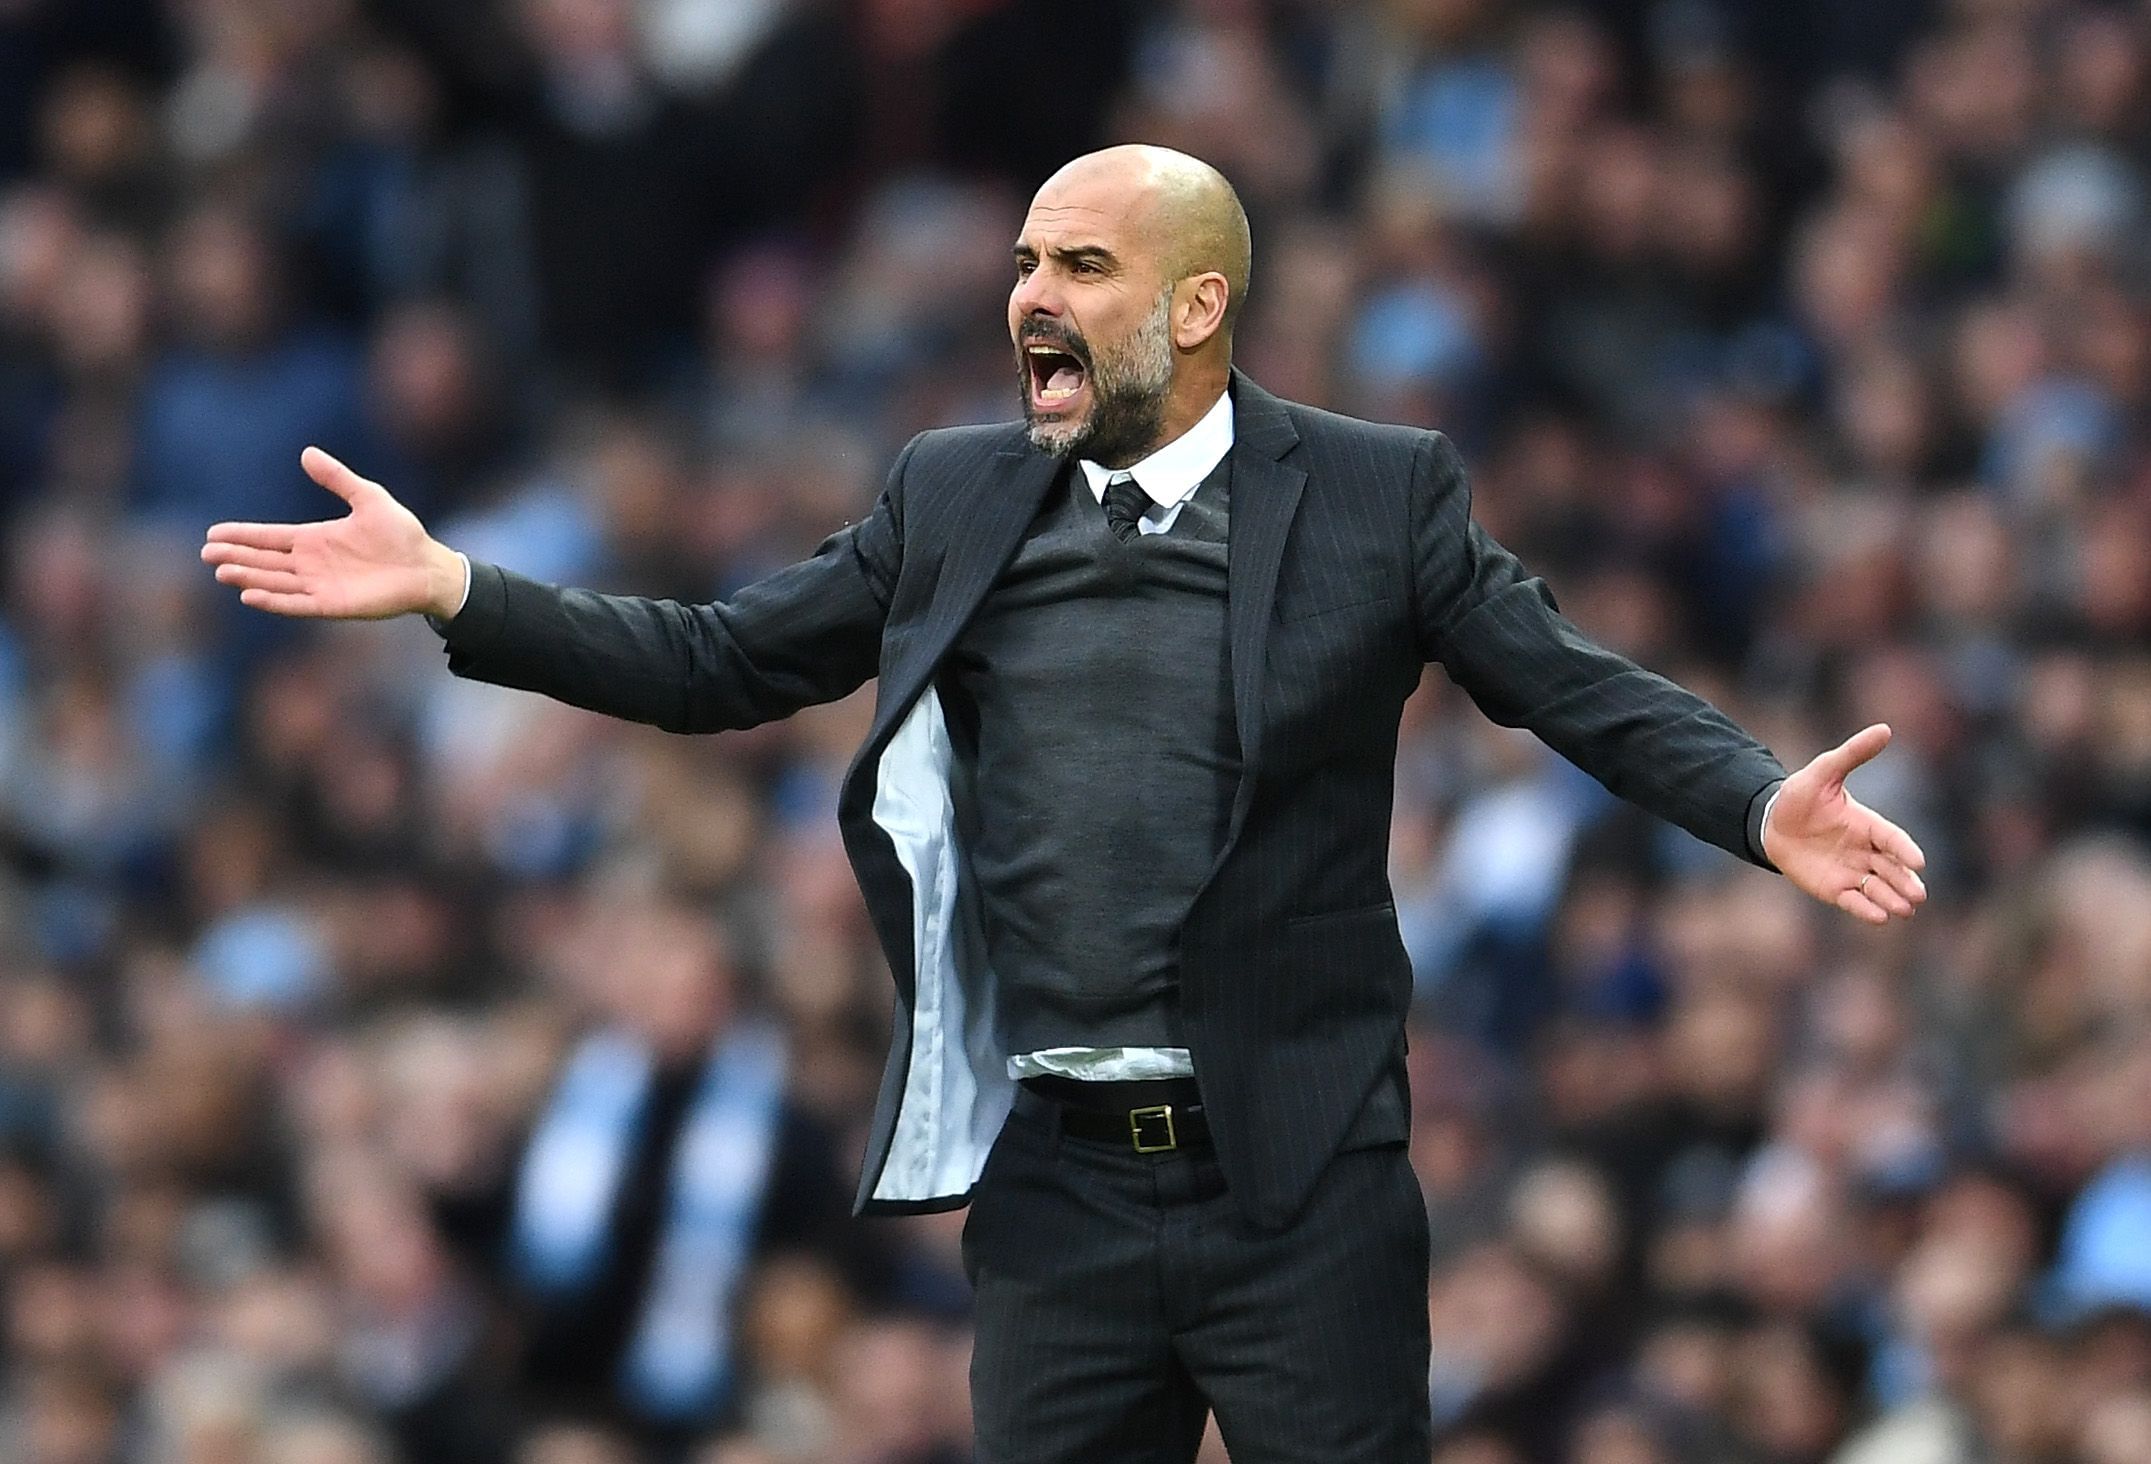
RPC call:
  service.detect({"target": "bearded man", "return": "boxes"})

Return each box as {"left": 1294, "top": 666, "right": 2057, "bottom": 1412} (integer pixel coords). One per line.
{"left": 203, "top": 146, "right": 1927, "bottom": 1462}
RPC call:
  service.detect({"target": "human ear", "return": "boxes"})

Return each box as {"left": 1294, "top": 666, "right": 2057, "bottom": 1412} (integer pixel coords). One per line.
{"left": 1174, "top": 273, "right": 1230, "bottom": 350}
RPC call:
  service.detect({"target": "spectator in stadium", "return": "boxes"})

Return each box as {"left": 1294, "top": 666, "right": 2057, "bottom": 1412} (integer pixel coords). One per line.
{"left": 2, "top": 1, "right": 2150, "bottom": 1459}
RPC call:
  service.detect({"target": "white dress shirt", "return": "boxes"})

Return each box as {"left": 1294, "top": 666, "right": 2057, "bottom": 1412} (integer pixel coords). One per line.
{"left": 1007, "top": 389, "right": 1234, "bottom": 1084}
{"left": 1072, "top": 388, "right": 1235, "bottom": 537}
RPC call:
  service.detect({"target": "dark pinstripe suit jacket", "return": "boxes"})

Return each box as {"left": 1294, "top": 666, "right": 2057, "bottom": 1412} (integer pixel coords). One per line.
{"left": 439, "top": 372, "right": 1787, "bottom": 1229}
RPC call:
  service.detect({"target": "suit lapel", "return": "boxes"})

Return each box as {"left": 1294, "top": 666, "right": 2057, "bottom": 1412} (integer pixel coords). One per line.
{"left": 1219, "top": 373, "right": 1306, "bottom": 850}
{"left": 868, "top": 443, "right": 1061, "bottom": 747}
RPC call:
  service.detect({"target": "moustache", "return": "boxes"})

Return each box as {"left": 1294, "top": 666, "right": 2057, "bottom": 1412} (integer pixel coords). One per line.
{"left": 1017, "top": 321, "right": 1091, "bottom": 366}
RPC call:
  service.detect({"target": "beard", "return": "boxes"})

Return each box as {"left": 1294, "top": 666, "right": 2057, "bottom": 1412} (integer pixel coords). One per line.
{"left": 1018, "top": 286, "right": 1175, "bottom": 467}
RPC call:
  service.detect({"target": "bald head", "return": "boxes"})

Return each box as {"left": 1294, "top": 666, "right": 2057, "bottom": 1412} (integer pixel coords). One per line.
{"left": 1009, "top": 146, "right": 1249, "bottom": 465}
{"left": 1035, "top": 145, "right": 1253, "bottom": 332}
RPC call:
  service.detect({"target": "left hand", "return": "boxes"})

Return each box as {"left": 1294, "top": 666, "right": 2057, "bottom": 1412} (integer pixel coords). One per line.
{"left": 1761, "top": 723, "right": 1928, "bottom": 926}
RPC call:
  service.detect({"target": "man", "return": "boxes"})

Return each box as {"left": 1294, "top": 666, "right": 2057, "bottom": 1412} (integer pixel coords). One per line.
{"left": 203, "top": 146, "right": 1927, "bottom": 1462}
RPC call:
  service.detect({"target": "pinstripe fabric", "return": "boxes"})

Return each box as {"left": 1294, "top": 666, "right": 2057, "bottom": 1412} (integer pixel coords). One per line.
{"left": 962, "top": 1107, "right": 1431, "bottom": 1464}
{"left": 437, "top": 372, "right": 1789, "bottom": 1231}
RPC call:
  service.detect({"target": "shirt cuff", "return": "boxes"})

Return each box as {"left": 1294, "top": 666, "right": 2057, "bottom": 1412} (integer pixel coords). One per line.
{"left": 1746, "top": 777, "right": 1787, "bottom": 872}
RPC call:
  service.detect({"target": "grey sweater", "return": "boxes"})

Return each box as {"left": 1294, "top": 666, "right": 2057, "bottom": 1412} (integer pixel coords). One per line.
{"left": 942, "top": 457, "right": 1238, "bottom": 1058}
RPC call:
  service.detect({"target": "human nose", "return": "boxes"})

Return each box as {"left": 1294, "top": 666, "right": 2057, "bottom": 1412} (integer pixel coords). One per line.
{"left": 1010, "top": 268, "right": 1062, "bottom": 322}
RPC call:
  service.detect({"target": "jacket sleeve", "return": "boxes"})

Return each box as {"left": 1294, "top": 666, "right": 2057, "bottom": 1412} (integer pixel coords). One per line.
{"left": 434, "top": 435, "right": 916, "bottom": 734}
{"left": 1409, "top": 430, "right": 1786, "bottom": 866}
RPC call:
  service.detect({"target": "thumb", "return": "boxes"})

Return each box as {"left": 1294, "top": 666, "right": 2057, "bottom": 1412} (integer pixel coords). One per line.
{"left": 300, "top": 446, "right": 380, "bottom": 507}
{"left": 1814, "top": 723, "right": 1891, "bottom": 784}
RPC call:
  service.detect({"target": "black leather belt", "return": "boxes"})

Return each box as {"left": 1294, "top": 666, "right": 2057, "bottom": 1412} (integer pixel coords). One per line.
{"left": 1015, "top": 1076, "right": 1211, "bottom": 1153}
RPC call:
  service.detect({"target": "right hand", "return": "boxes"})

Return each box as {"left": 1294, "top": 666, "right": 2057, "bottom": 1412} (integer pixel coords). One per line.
{"left": 200, "top": 447, "right": 467, "bottom": 620}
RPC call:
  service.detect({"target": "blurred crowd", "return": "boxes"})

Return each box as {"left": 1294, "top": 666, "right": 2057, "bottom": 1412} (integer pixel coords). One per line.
{"left": 1, "top": 0, "right": 2150, "bottom": 1461}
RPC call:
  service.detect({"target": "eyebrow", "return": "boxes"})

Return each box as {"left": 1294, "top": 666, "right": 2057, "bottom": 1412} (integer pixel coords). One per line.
{"left": 1013, "top": 242, "right": 1122, "bottom": 270}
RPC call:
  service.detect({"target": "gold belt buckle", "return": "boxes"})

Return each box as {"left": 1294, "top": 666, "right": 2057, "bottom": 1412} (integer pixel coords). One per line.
{"left": 1129, "top": 1104, "right": 1177, "bottom": 1153}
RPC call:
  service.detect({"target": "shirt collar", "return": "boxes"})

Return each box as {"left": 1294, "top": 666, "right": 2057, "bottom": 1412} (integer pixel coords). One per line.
{"left": 1077, "top": 389, "right": 1235, "bottom": 509}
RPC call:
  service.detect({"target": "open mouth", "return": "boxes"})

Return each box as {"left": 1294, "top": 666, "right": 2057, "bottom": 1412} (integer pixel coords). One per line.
{"left": 1024, "top": 342, "right": 1089, "bottom": 414}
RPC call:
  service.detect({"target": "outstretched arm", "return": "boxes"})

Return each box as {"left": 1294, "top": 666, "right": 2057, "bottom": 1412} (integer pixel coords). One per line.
{"left": 1410, "top": 431, "right": 1925, "bottom": 925}
{"left": 202, "top": 443, "right": 908, "bottom": 733}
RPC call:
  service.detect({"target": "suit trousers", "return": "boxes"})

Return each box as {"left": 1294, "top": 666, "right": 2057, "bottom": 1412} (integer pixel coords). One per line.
{"left": 962, "top": 1098, "right": 1433, "bottom": 1463}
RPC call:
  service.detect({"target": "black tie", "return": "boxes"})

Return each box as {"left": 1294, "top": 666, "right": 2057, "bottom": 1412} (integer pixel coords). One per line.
{"left": 1103, "top": 473, "right": 1149, "bottom": 542}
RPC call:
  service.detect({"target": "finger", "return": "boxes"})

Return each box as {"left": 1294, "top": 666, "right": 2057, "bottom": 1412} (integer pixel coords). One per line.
{"left": 1861, "top": 875, "right": 1915, "bottom": 919}
{"left": 1873, "top": 816, "right": 1926, "bottom": 873}
{"left": 238, "top": 586, "right": 327, "bottom": 617}
{"left": 300, "top": 446, "right": 380, "bottom": 506}
{"left": 1868, "top": 856, "right": 1927, "bottom": 907}
{"left": 1836, "top": 886, "right": 1890, "bottom": 926}
{"left": 202, "top": 542, "right": 292, "bottom": 572}
{"left": 205, "top": 521, "right": 299, "bottom": 551}
{"left": 1815, "top": 723, "right": 1892, "bottom": 782}
{"left": 215, "top": 563, "right": 305, "bottom": 595}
